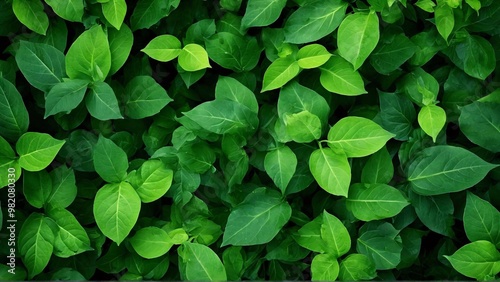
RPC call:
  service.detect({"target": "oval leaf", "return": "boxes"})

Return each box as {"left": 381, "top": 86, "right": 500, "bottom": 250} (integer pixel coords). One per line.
{"left": 16, "top": 132, "right": 65, "bottom": 172}
{"left": 309, "top": 148, "right": 351, "bottom": 197}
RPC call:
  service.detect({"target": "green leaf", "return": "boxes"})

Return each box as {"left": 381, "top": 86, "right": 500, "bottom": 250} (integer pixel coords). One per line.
{"left": 464, "top": 192, "right": 500, "bottom": 248}
{"left": 47, "top": 207, "right": 92, "bottom": 258}
{"left": 178, "top": 44, "right": 211, "bottom": 72}
{"left": 215, "top": 76, "right": 258, "bottom": 113}
{"left": 102, "top": 0, "right": 127, "bottom": 30}
{"left": 338, "top": 12, "right": 380, "bottom": 70}
{"left": 133, "top": 159, "right": 174, "bottom": 203}
{"left": 309, "top": 148, "right": 351, "bottom": 197}
{"left": 294, "top": 216, "right": 326, "bottom": 253}
{"left": 124, "top": 76, "right": 172, "bottom": 119}
{"left": 15, "top": 41, "right": 66, "bottom": 92}
{"left": 205, "top": 32, "right": 261, "bottom": 72}
{"left": 130, "top": 0, "right": 179, "bottom": 31}
{"left": 297, "top": 44, "right": 331, "bottom": 69}
{"left": 320, "top": 55, "right": 367, "bottom": 96}
{"left": 356, "top": 224, "right": 402, "bottom": 270}
{"left": 261, "top": 56, "right": 300, "bottom": 92}
{"left": 465, "top": 0, "right": 480, "bottom": 11}
{"left": 23, "top": 170, "right": 52, "bottom": 208}
{"left": 44, "top": 79, "right": 89, "bottom": 118}
{"left": 178, "top": 242, "right": 227, "bottom": 281}
{"left": 415, "top": 0, "right": 436, "bottom": 12}
{"left": 435, "top": 3, "right": 454, "bottom": 41}
{"left": 16, "top": 132, "right": 65, "bottom": 172}
{"left": 378, "top": 91, "right": 416, "bottom": 141}
{"left": 311, "top": 254, "right": 339, "bottom": 281}
{"left": 339, "top": 254, "right": 377, "bottom": 281}
{"left": 346, "top": 183, "right": 409, "bottom": 221}
{"left": 361, "top": 147, "right": 394, "bottom": 184}
{"left": 409, "top": 191, "right": 455, "bottom": 237}
{"left": 86, "top": 81, "right": 123, "bottom": 120}
{"left": 12, "top": 0, "right": 49, "bottom": 35}
{"left": 178, "top": 141, "right": 216, "bottom": 174}
{"left": 321, "top": 210, "right": 351, "bottom": 258}
{"left": 130, "top": 227, "right": 173, "bottom": 259}
{"left": 44, "top": 0, "right": 84, "bottom": 22}
{"left": 407, "top": 145, "right": 498, "bottom": 195}
{"left": 264, "top": 145, "right": 297, "bottom": 194}
{"left": 417, "top": 104, "right": 446, "bottom": 142}
{"left": 93, "top": 135, "right": 128, "bottom": 183}
{"left": 283, "top": 0, "right": 348, "bottom": 44}
{"left": 241, "top": 0, "right": 286, "bottom": 28}
{"left": 370, "top": 32, "right": 416, "bottom": 75}
{"left": 0, "top": 77, "right": 29, "bottom": 142}
{"left": 141, "top": 35, "right": 181, "bottom": 62}
{"left": 65, "top": 25, "right": 111, "bottom": 81}
{"left": 327, "top": 116, "right": 395, "bottom": 158}
{"left": 19, "top": 213, "right": 55, "bottom": 279}
{"left": 398, "top": 68, "right": 439, "bottom": 106}
{"left": 285, "top": 111, "right": 322, "bottom": 143}
{"left": 278, "top": 81, "right": 330, "bottom": 125}
{"left": 108, "top": 23, "right": 133, "bottom": 75}
{"left": 93, "top": 182, "right": 141, "bottom": 245}
{"left": 459, "top": 101, "right": 500, "bottom": 153}
{"left": 47, "top": 165, "right": 77, "bottom": 209}
{"left": 183, "top": 100, "right": 258, "bottom": 135}
{"left": 445, "top": 241, "right": 500, "bottom": 280}
{"left": 222, "top": 188, "right": 292, "bottom": 246}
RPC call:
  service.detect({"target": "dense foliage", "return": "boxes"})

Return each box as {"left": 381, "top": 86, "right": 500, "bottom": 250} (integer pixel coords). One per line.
{"left": 1, "top": 0, "right": 500, "bottom": 280}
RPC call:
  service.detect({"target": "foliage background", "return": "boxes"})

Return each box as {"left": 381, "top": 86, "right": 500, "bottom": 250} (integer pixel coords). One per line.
{"left": 0, "top": 0, "right": 500, "bottom": 280}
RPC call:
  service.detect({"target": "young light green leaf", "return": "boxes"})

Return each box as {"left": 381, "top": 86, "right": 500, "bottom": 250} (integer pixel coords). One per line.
{"left": 15, "top": 41, "right": 65, "bottom": 92}
{"left": 283, "top": 0, "right": 348, "bottom": 44}
{"left": 108, "top": 23, "right": 133, "bottom": 75}
{"left": 44, "top": 0, "right": 84, "bottom": 22}
{"left": 178, "top": 242, "right": 227, "bottom": 281}
{"left": 222, "top": 188, "right": 292, "bottom": 246}
{"left": 321, "top": 210, "right": 351, "bottom": 258}
{"left": 435, "top": 2, "right": 454, "bottom": 41}
{"left": 241, "top": 0, "right": 286, "bottom": 28}
{"left": 47, "top": 207, "right": 93, "bottom": 258}
{"left": 44, "top": 79, "right": 88, "bottom": 118}
{"left": 338, "top": 12, "right": 380, "bottom": 70}
{"left": 464, "top": 192, "right": 500, "bottom": 248}
{"left": 93, "top": 135, "right": 128, "bottom": 183}
{"left": 309, "top": 148, "right": 351, "bottom": 197}
{"left": 264, "top": 145, "right": 297, "bottom": 194}
{"left": 261, "top": 56, "right": 300, "bottom": 92}
{"left": 294, "top": 216, "right": 326, "bottom": 253}
{"left": 418, "top": 104, "right": 446, "bottom": 142}
{"left": 339, "top": 254, "right": 377, "bottom": 281}
{"left": 361, "top": 147, "right": 394, "bottom": 184}
{"left": 215, "top": 76, "right": 258, "bottom": 113}
{"left": 297, "top": 44, "right": 331, "bottom": 69}
{"left": 444, "top": 240, "right": 500, "bottom": 280}
{"left": 346, "top": 183, "right": 409, "bottom": 221}
{"left": 102, "top": 0, "right": 127, "bottom": 30}
{"left": 16, "top": 132, "right": 65, "bottom": 172}
{"left": 86, "top": 81, "right": 123, "bottom": 120}
{"left": 327, "top": 116, "right": 395, "bottom": 158}
{"left": 66, "top": 25, "right": 111, "bottom": 81}
{"left": 459, "top": 101, "right": 500, "bottom": 153}
{"left": 47, "top": 165, "right": 77, "bottom": 209}
{"left": 285, "top": 111, "right": 322, "bottom": 143}
{"left": 141, "top": 35, "right": 182, "bottom": 62}
{"left": 183, "top": 100, "right": 258, "bottom": 135}
{"left": 23, "top": 170, "right": 52, "bottom": 208}
{"left": 12, "top": 0, "right": 49, "bottom": 35}
{"left": 124, "top": 76, "right": 172, "bottom": 119}
{"left": 93, "top": 182, "right": 141, "bottom": 245}
{"left": 19, "top": 213, "right": 55, "bottom": 279}
{"left": 407, "top": 145, "right": 498, "bottom": 195}
{"left": 130, "top": 227, "right": 173, "bottom": 259}
{"left": 320, "top": 56, "right": 367, "bottom": 96}
{"left": 133, "top": 159, "right": 174, "bottom": 203}
{"left": 311, "top": 254, "right": 339, "bottom": 281}
{"left": 178, "top": 44, "right": 211, "bottom": 72}
{"left": 0, "top": 77, "right": 29, "bottom": 142}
